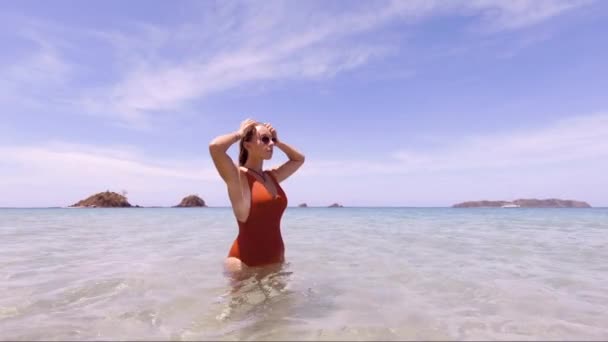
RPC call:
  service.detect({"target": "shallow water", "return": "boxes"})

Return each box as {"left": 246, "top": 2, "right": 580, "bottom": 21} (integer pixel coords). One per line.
{"left": 1, "top": 207, "right": 607, "bottom": 340}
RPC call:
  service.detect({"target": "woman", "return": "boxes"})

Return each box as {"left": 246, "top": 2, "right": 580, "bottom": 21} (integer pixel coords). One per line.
{"left": 209, "top": 119, "right": 305, "bottom": 278}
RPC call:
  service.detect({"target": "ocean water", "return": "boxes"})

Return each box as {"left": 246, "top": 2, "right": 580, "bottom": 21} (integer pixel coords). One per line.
{"left": 1, "top": 207, "right": 607, "bottom": 341}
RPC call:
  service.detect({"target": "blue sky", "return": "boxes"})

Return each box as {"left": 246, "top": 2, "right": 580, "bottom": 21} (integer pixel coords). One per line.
{"left": 1, "top": 0, "right": 607, "bottom": 207}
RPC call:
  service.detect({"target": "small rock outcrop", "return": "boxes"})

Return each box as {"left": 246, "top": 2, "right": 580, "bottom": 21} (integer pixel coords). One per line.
{"left": 298, "top": 203, "right": 308, "bottom": 208}
{"left": 453, "top": 198, "right": 591, "bottom": 208}
{"left": 175, "top": 195, "right": 207, "bottom": 207}
{"left": 328, "top": 203, "right": 344, "bottom": 208}
{"left": 70, "top": 191, "right": 132, "bottom": 208}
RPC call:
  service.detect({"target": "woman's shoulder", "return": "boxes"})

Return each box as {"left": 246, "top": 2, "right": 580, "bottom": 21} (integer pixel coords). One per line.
{"left": 237, "top": 167, "right": 255, "bottom": 181}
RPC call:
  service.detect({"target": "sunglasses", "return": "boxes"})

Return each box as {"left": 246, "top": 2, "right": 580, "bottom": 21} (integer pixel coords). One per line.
{"left": 260, "top": 135, "right": 277, "bottom": 145}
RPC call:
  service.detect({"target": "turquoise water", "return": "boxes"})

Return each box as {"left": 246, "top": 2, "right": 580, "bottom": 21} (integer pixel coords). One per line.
{"left": 1, "top": 207, "right": 607, "bottom": 340}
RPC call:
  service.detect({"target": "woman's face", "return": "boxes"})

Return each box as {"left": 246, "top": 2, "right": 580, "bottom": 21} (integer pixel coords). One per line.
{"left": 246, "top": 125, "right": 275, "bottom": 160}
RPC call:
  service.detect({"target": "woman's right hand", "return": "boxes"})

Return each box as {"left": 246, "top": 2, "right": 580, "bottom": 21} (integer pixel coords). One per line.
{"left": 239, "top": 118, "right": 257, "bottom": 137}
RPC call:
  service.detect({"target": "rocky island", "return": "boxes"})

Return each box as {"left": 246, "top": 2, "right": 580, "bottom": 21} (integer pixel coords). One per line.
{"left": 298, "top": 203, "right": 308, "bottom": 208}
{"left": 174, "top": 195, "right": 207, "bottom": 207}
{"left": 453, "top": 198, "right": 591, "bottom": 208}
{"left": 70, "top": 191, "right": 133, "bottom": 208}
{"left": 328, "top": 203, "right": 344, "bottom": 208}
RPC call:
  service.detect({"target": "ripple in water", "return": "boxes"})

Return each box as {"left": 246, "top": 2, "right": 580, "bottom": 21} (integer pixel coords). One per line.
{"left": 1, "top": 207, "right": 608, "bottom": 340}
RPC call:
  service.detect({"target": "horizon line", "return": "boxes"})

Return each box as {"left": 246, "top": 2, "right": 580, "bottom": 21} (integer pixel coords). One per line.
{"left": 1, "top": 206, "right": 606, "bottom": 209}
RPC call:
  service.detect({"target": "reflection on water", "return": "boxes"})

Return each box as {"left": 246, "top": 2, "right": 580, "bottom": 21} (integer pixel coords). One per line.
{"left": 217, "top": 263, "right": 294, "bottom": 321}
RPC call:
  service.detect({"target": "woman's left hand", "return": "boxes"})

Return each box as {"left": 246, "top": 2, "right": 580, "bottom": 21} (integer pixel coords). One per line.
{"left": 264, "top": 123, "right": 279, "bottom": 143}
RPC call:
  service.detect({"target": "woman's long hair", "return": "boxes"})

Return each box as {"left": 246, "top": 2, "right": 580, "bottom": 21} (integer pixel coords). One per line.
{"left": 238, "top": 127, "right": 256, "bottom": 166}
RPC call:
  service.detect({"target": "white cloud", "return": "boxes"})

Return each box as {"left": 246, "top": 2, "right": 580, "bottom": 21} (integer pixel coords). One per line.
{"left": 288, "top": 113, "right": 608, "bottom": 206}
{"left": 298, "top": 112, "right": 608, "bottom": 176}
{"left": 6, "top": 50, "right": 69, "bottom": 85}
{"left": 77, "top": 3, "right": 405, "bottom": 125}
{"left": 467, "top": 0, "right": 592, "bottom": 31}
{"left": 392, "top": 112, "right": 608, "bottom": 171}
{"left": 1, "top": 0, "right": 593, "bottom": 127}
{"left": 0, "top": 40, "right": 72, "bottom": 111}
{"left": 88, "top": 0, "right": 593, "bottom": 125}
{"left": 0, "top": 142, "right": 220, "bottom": 207}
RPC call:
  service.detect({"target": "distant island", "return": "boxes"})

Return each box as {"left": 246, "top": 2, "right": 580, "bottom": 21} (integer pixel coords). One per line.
{"left": 70, "top": 191, "right": 135, "bottom": 208}
{"left": 174, "top": 195, "right": 207, "bottom": 207}
{"left": 68, "top": 194, "right": 591, "bottom": 209}
{"left": 453, "top": 198, "right": 591, "bottom": 208}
